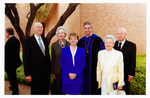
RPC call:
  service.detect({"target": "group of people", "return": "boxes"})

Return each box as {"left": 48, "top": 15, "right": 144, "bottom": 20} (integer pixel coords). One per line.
{"left": 5, "top": 21, "right": 136, "bottom": 95}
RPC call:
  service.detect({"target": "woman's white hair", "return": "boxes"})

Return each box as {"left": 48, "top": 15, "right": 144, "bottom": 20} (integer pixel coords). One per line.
{"left": 104, "top": 35, "right": 116, "bottom": 44}
{"left": 56, "top": 26, "right": 67, "bottom": 35}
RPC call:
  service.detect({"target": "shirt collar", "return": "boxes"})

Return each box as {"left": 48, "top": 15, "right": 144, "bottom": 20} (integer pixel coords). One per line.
{"left": 9, "top": 35, "right": 14, "bottom": 39}
{"left": 119, "top": 38, "right": 126, "bottom": 45}
{"left": 34, "top": 34, "right": 41, "bottom": 40}
{"left": 86, "top": 33, "right": 92, "bottom": 38}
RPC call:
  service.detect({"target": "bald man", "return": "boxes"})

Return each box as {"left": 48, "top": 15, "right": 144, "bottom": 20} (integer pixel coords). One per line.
{"left": 23, "top": 22, "right": 51, "bottom": 95}
{"left": 114, "top": 28, "right": 136, "bottom": 95}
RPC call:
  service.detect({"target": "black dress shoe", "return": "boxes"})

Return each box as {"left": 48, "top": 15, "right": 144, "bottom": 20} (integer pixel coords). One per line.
{"left": 9, "top": 86, "right": 12, "bottom": 90}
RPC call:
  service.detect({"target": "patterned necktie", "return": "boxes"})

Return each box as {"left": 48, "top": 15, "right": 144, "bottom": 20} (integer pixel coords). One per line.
{"left": 38, "top": 38, "right": 45, "bottom": 56}
{"left": 118, "top": 42, "right": 122, "bottom": 50}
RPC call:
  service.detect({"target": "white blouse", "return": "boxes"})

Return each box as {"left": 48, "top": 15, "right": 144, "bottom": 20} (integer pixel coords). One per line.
{"left": 103, "top": 50, "right": 112, "bottom": 79}
{"left": 70, "top": 46, "right": 77, "bottom": 66}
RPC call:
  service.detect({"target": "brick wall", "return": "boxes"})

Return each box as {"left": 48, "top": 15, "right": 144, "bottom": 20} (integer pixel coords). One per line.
{"left": 5, "top": 3, "right": 146, "bottom": 54}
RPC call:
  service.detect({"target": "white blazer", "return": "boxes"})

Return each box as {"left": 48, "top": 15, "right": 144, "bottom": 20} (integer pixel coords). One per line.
{"left": 97, "top": 48, "right": 124, "bottom": 92}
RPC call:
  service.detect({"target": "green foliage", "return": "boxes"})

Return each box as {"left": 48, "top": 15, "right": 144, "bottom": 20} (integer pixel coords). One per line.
{"left": 130, "top": 54, "right": 146, "bottom": 95}
{"left": 5, "top": 52, "right": 146, "bottom": 94}
{"left": 36, "top": 6, "right": 51, "bottom": 22}
{"left": 5, "top": 50, "right": 54, "bottom": 88}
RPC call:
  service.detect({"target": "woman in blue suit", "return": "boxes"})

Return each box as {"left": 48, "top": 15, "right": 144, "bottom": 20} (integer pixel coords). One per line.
{"left": 60, "top": 32, "right": 86, "bottom": 95}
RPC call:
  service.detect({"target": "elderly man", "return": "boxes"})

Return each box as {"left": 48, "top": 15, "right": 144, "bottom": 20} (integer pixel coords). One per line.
{"left": 23, "top": 22, "right": 51, "bottom": 95}
{"left": 78, "top": 21, "right": 105, "bottom": 95}
{"left": 114, "top": 28, "right": 136, "bottom": 95}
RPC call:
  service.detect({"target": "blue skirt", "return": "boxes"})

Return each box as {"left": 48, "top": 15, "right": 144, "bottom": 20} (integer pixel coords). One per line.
{"left": 62, "top": 84, "right": 83, "bottom": 95}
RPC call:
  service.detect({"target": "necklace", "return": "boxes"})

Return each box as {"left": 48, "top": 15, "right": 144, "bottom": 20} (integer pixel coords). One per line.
{"left": 84, "top": 35, "right": 92, "bottom": 54}
{"left": 59, "top": 40, "right": 66, "bottom": 48}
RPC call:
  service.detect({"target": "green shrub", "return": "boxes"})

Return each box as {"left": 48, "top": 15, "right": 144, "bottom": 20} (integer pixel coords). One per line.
{"left": 5, "top": 51, "right": 146, "bottom": 94}
{"left": 5, "top": 48, "right": 54, "bottom": 89}
{"left": 130, "top": 54, "right": 146, "bottom": 95}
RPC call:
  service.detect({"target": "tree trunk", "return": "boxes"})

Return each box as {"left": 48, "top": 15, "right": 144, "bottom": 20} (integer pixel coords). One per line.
{"left": 5, "top": 3, "right": 25, "bottom": 44}
{"left": 5, "top": 3, "right": 79, "bottom": 45}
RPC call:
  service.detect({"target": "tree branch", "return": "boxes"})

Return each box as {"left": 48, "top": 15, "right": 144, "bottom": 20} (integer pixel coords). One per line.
{"left": 25, "top": 3, "right": 45, "bottom": 37}
{"left": 46, "top": 3, "right": 79, "bottom": 44}
{"left": 5, "top": 3, "right": 25, "bottom": 44}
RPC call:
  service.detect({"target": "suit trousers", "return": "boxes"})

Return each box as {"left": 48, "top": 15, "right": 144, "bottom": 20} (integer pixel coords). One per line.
{"left": 31, "top": 78, "right": 50, "bottom": 95}
{"left": 123, "top": 81, "right": 130, "bottom": 95}
{"left": 6, "top": 69, "right": 19, "bottom": 94}
{"left": 52, "top": 74, "right": 62, "bottom": 95}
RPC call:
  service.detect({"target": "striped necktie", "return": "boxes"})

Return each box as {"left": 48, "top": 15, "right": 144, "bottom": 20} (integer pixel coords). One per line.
{"left": 38, "top": 38, "right": 45, "bottom": 56}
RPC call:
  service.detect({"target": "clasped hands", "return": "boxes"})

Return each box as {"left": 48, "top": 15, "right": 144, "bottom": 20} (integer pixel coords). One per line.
{"left": 69, "top": 73, "right": 76, "bottom": 80}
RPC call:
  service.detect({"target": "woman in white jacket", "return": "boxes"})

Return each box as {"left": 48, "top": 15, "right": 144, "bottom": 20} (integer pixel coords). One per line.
{"left": 97, "top": 35, "right": 124, "bottom": 95}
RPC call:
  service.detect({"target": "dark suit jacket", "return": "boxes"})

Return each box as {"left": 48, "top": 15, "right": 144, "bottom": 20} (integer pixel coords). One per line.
{"left": 5, "top": 36, "right": 22, "bottom": 71}
{"left": 23, "top": 35, "right": 51, "bottom": 80}
{"left": 51, "top": 40, "right": 70, "bottom": 74}
{"left": 114, "top": 40, "right": 136, "bottom": 81}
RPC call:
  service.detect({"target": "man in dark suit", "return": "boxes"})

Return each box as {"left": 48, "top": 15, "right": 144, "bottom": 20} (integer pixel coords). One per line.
{"left": 5, "top": 27, "right": 22, "bottom": 95}
{"left": 23, "top": 22, "right": 51, "bottom": 95}
{"left": 114, "top": 28, "right": 136, "bottom": 95}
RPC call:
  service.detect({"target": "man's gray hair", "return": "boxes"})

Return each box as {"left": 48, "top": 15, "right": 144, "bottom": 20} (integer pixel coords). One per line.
{"left": 118, "top": 28, "right": 127, "bottom": 33}
{"left": 104, "top": 35, "right": 116, "bottom": 44}
{"left": 56, "top": 26, "right": 67, "bottom": 35}
{"left": 32, "top": 22, "right": 42, "bottom": 28}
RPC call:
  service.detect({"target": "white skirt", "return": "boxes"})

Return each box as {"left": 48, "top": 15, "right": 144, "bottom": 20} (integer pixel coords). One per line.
{"left": 101, "top": 78, "right": 108, "bottom": 95}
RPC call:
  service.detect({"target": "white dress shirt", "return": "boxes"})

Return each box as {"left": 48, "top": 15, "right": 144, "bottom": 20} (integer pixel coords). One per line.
{"left": 118, "top": 39, "right": 126, "bottom": 49}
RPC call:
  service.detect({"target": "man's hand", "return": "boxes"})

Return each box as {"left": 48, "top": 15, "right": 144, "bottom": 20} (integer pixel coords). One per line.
{"left": 117, "top": 86, "right": 122, "bottom": 91}
{"left": 52, "top": 73, "right": 56, "bottom": 79}
{"left": 128, "top": 76, "right": 133, "bottom": 82}
{"left": 26, "top": 76, "right": 32, "bottom": 82}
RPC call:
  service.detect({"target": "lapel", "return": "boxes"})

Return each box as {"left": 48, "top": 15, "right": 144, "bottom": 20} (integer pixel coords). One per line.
{"left": 56, "top": 39, "right": 70, "bottom": 49}
{"left": 56, "top": 40, "right": 62, "bottom": 49}
{"left": 114, "top": 41, "right": 119, "bottom": 49}
{"left": 120, "top": 40, "right": 129, "bottom": 52}
{"left": 69, "top": 46, "right": 78, "bottom": 67}
{"left": 31, "top": 35, "right": 45, "bottom": 57}
{"left": 101, "top": 50, "right": 105, "bottom": 71}
{"left": 102, "top": 49, "right": 115, "bottom": 71}
{"left": 68, "top": 46, "right": 74, "bottom": 67}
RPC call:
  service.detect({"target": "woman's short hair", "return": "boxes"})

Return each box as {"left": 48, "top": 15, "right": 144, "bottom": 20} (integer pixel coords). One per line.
{"left": 68, "top": 32, "right": 79, "bottom": 40}
{"left": 56, "top": 26, "right": 67, "bottom": 35}
{"left": 104, "top": 35, "right": 116, "bottom": 44}
{"left": 6, "top": 27, "right": 14, "bottom": 35}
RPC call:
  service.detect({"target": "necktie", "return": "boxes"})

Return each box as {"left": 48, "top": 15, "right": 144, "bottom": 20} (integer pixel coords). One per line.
{"left": 38, "top": 38, "right": 45, "bottom": 56}
{"left": 118, "top": 43, "right": 122, "bottom": 50}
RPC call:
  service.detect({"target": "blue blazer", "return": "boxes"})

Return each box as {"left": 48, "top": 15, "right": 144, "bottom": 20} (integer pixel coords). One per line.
{"left": 60, "top": 46, "right": 86, "bottom": 85}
